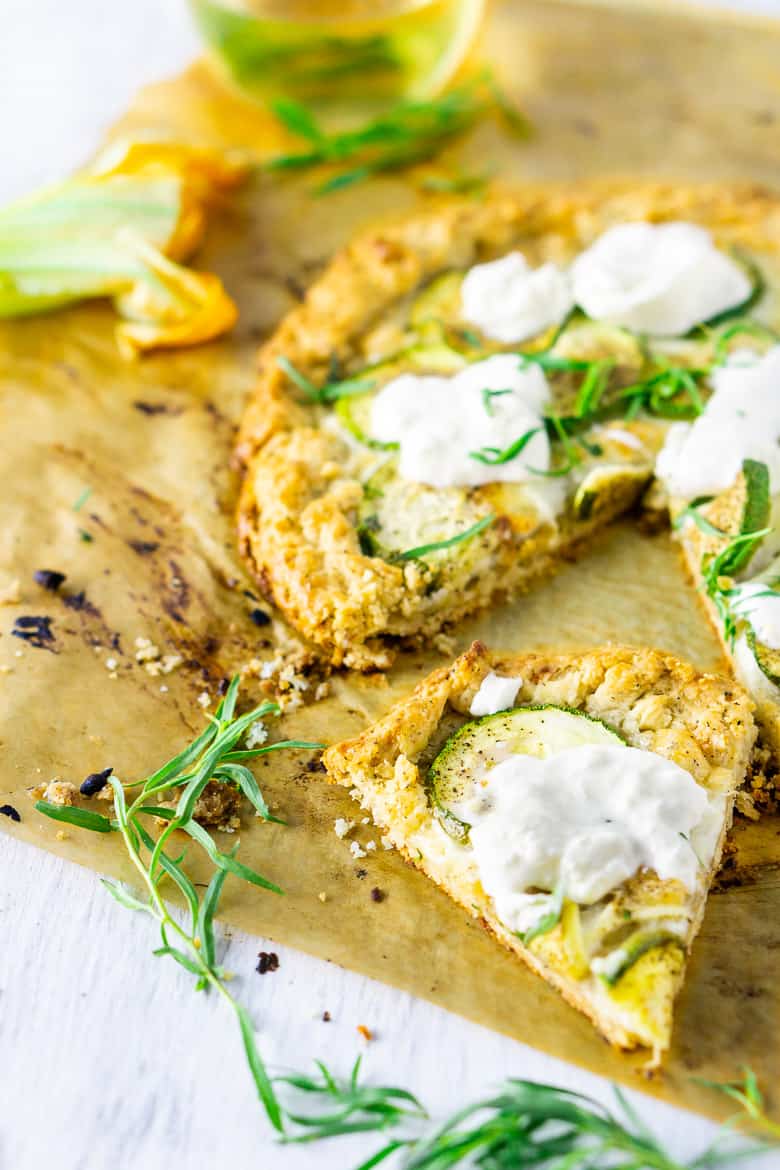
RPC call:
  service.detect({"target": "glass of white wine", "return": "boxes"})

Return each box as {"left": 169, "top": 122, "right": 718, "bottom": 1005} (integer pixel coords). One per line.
{"left": 189, "top": 0, "right": 487, "bottom": 112}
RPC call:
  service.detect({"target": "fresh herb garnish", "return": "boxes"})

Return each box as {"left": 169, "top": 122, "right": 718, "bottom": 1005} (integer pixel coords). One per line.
{"left": 672, "top": 496, "right": 724, "bottom": 538}
{"left": 267, "top": 74, "right": 529, "bottom": 195}
{"left": 394, "top": 513, "right": 495, "bottom": 562}
{"left": 470, "top": 426, "right": 541, "bottom": 465}
{"left": 277, "top": 1056, "right": 426, "bottom": 1145}
{"left": 702, "top": 527, "right": 772, "bottom": 646}
{"left": 480, "top": 386, "right": 513, "bottom": 416}
{"left": 620, "top": 363, "right": 707, "bottom": 421}
{"left": 277, "top": 355, "right": 376, "bottom": 404}
{"left": 277, "top": 1069, "right": 772, "bottom": 1168}
{"left": 713, "top": 319, "right": 780, "bottom": 365}
{"left": 35, "top": 677, "right": 323, "bottom": 1132}
{"left": 698, "top": 1067, "right": 780, "bottom": 1142}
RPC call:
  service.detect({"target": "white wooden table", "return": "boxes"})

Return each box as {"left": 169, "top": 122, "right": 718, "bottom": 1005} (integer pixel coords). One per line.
{"left": 2, "top": 3, "right": 778, "bottom": 1168}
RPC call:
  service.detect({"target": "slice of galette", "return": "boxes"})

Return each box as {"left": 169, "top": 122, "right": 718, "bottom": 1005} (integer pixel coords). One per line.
{"left": 323, "top": 641, "right": 756, "bottom": 1059}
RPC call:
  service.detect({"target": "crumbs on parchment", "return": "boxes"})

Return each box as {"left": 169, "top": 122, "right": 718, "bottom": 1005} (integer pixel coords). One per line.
{"left": 30, "top": 779, "right": 79, "bottom": 805}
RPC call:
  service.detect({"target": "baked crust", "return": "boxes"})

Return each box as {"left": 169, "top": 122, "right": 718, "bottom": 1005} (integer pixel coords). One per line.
{"left": 323, "top": 641, "right": 757, "bottom": 1056}
{"left": 236, "top": 181, "right": 780, "bottom": 668}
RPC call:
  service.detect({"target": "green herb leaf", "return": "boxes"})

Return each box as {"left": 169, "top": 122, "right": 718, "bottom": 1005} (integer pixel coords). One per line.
{"left": 35, "top": 800, "right": 114, "bottom": 833}
{"left": 237, "top": 1002, "right": 285, "bottom": 1133}
{"left": 270, "top": 97, "right": 324, "bottom": 143}
{"left": 394, "top": 513, "right": 495, "bottom": 562}
{"left": 100, "top": 878, "right": 149, "bottom": 913}
{"left": 470, "top": 427, "right": 541, "bottom": 465}
{"left": 672, "top": 496, "right": 723, "bottom": 537}
{"left": 267, "top": 74, "right": 530, "bottom": 196}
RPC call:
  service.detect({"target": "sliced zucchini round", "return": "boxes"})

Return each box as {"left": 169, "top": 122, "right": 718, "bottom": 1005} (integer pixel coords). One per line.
{"left": 594, "top": 928, "right": 685, "bottom": 987}
{"left": 336, "top": 342, "right": 467, "bottom": 448}
{"left": 553, "top": 320, "right": 646, "bottom": 369}
{"left": 572, "top": 464, "right": 651, "bottom": 522}
{"left": 357, "top": 460, "right": 492, "bottom": 566}
{"left": 747, "top": 626, "right": 780, "bottom": 689}
{"left": 703, "top": 458, "right": 771, "bottom": 579}
{"left": 336, "top": 394, "right": 396, "bottom": 450}
{"left": 410, "top": 271, "right": 464, "bottom": 330}
{"left": 427, "top": 705, "right": 623, "bottom": 842}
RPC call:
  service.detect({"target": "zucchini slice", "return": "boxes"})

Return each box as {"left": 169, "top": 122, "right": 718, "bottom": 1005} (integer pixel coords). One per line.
{"left": 595, "top": 929, "right": 685, "bottom": 987}
{"left": 357, "top": 460, "right": 492, "bottom": 566}
{"left": 691, "top": 458, "right": 770, "bottom": 577}
{"left": 336, "top": 342, "right": 467, "bottom": 447}
{"left": 410, "top": 271, "right": 464, "bottom": 330}
{"left": 572, "top": 464, "right": 651, "bottom": 522}
{"left": 427, "top": 705, "right": 623, "bottom": 842}
{"left": 747, "top": 626, "right": 780, "bottom": 689}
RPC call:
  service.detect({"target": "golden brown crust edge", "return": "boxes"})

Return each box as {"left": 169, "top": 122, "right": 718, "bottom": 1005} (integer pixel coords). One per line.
{"left": 323, "top": 641, "right": 757, "bottom": 1052}
{"left": 236, "top": 181, "right": 780, "bottom": 667}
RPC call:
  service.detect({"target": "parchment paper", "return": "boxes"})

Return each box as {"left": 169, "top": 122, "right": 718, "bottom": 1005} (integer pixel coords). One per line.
{"left": 2, "top": 0, "right": 779, "bottom": 1122}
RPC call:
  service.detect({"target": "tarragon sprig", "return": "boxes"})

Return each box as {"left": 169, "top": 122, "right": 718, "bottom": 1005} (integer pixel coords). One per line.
{"left": 36, "top": 676, "right": 323, "bottom": 1132}
{"left": 275, "top": 1065, "right": 773, "bottom": 1169}
{"left": 267, "top": 73, "right": 530, "bottom": 196}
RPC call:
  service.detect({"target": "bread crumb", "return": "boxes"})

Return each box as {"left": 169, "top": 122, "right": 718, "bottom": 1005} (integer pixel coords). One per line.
{"left": 334, "top": 817, "right": 355, "bottom": 839}
{"left": 197, "top": 691, "right": 211, "bottom": 709}
{"left": 365, "top": 841, "right": 377, "bottom": 852}
{"left": 318, "top": 891, "right": 328, "bottom": 902}
{"left": 159, "top": 684, "right": 169, "bottom": 693}
{"left": 31, "top": 779, "right": 79, "bottom": 806}
{"left": 245, "top": 719, "right": 269, "bottom": 749}
{"left": 314, "top": 681, "right": 331, "bottom": 701}
{"left": 349, "top": 840, "right": 367, "bottom": 860}
{"left": 135, "top": 636, "right": 183, "bottom": 676}
{"left": 105, "top": 657, "right": 118, "bottom": 670}
{"left": 55, "top": 829, "right": 68, "bottom": 841}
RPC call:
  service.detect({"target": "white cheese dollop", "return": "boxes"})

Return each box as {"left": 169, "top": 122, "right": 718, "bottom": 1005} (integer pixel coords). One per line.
{"left": 571, "top": 222, "right": 751, "bottom": 336}
{"left": 454, "top": 743, "right": 711, "bottom": 934}
{"left": 469, "top": 672, "right": 523, "bottom": 716}
{"left": 731, "top": 583, "right": 780, "bottom": 649}
{"left": 460, "top": 252, "right": 574, "bottom": 344}
{"left": 655, "top": 346, "right": 780, "bottom": 499}
{"left": 370, "top": 354, "right": 552, "bottom": 489}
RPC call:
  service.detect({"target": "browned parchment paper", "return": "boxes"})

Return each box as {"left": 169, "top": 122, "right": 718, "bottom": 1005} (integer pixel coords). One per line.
{"left": 2, "top": 0, "right": 780, "bottom": 1122}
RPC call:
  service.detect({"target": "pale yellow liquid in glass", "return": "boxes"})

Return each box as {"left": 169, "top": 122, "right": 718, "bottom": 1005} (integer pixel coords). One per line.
{"left": 190, "top": 0, "right": 486, "bottom": 110}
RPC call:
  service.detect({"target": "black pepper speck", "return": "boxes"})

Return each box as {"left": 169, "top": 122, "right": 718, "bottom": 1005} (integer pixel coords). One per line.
{"left": 249, "top": 608, "right": 271, "bottom": 627}
{"left": 0, "top": 804, "right": 21, "bottom": 823}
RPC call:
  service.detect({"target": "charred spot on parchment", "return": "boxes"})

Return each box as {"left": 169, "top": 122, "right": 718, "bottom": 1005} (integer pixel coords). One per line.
{"left": 12, "top": 615, "right": 56, "bottom": 650}
{"left": 63, "top": 590, "right": 101, "bottom": 619}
